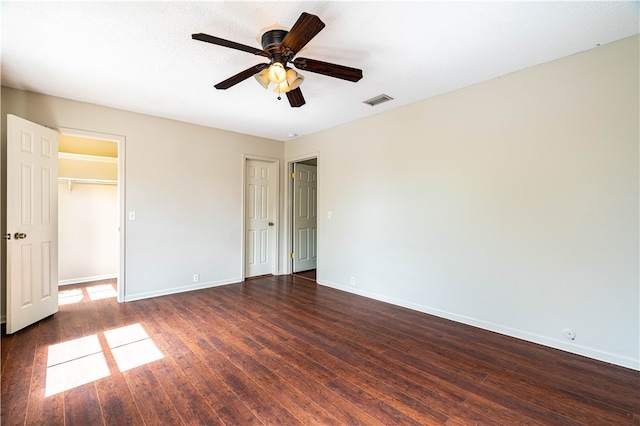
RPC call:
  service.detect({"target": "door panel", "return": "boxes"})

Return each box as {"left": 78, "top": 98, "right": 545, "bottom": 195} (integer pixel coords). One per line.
{"left": 6, "top": 115, "right": 59, "bottom": 334}
{"left": 245, "top": 159, "right": 277, "bottom": 277}
{"left": 293, "top": 163, "right": 317, "bottom": 273}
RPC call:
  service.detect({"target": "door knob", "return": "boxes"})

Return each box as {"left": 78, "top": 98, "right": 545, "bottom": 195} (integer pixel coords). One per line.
{"left": 14, "top": 232, "right": 27, "bottom": 240}
{"left": 268, "top": 222, "right": 274, "bottom": 226}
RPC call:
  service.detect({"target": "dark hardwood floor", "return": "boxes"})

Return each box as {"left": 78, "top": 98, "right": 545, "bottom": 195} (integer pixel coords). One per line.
{"left": 2, "top": 275, "right": 638, "bottom": 425}
{"left": 293, "top": 269, "right": 317, "bottom": 282}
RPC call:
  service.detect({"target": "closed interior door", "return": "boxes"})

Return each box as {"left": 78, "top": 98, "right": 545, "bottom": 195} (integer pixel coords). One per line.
{"left": 6, "top": 114, "right": 59, "bottom": 334}
{"left": 293, "top": 163, "right": 317, "bottom": 273}
{"left": 245, "top": 159, "right": 277, "bottom": 277}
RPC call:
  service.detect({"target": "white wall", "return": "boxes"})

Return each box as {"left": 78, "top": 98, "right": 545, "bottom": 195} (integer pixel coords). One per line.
{"left": 58, "top": 183, "right": 118, "bottom": 284}
{"left": 286, "top": 35, "right": 639, "bottom": 369}
{"left": 1, "top": 89, "right": 284, "bottom": 304}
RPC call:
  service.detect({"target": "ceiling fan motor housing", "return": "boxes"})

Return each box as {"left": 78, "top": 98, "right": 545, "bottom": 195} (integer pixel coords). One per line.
{"left": 261, "top": 29, "right": 292, "bottom": 63}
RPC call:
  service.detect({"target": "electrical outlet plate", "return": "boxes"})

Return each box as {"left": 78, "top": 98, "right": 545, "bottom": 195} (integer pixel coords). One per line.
{"left": 193, "top": 274, "right": 200, "bottom": 283}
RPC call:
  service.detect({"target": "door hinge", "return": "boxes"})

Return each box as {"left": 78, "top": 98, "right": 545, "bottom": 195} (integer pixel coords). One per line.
{"left": 290, "top": 252, "right": 295, "bottom": 259}
{"left": 291, "top": 172, "right": 295, "bottom": 179}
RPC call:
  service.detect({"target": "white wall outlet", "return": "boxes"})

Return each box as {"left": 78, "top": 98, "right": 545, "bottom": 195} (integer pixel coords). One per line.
{"left": 350, "top": 276, "right": 356, "bottom": 286}
{"left": 328, "top": 211, "right": 332, "bottom": 219}
{"left": 193, "top": 273, "right": 200, "bottom": 283}
{"left": 563, "top": 328, "right": 576, "bottom": 340}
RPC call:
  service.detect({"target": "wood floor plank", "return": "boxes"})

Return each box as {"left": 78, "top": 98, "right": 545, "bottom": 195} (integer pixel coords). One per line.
{"left": 123, "top": 365, "right": 184, "bottom": 425}
{"left": 257, "top": 347, "right": 387, "bottom": 425}
{"left": 63, "top": 382, "right": 103, "bottom": 426}
{"left": 24, "top": 343, "right": 66, "bottom": 425}
{"left": 483, "top": 369, "right": 635, "bottom": 424}
{"left": 264, "top": 379, "right": 343, "bottom": 425}
{"left": 456, "top": 395, "right": 532, "bottom": 426}
{"left": 2, "top": 276, "right": 638, "bottom": 425}
{"left": 149, "top": 355, "right": 224, "bottom": 425}
{"left": 240, "top": 384, "right": 305, "bottom": 425}
{"left": 95, "top": 374, "right": 145, "bottom": 426}
{"left": 159, "top": 293, "right": 286, "bottom": 397}
{"left": 324, "top": 376, "right": 427, "bottom": 426}
{"left": 1, "top": 323, "right": 40, "bottom": 426}
{"left": 155, "top": 327, "right": 238, "bottom": 410}
{"left": 1, "top": 325, "right": 15, "bottom": 375}
{"left": 331, "top": 362, "right": 451, "bottom": 425}
{"left": 216, "top": 399, "right": 262, "bottom": 426}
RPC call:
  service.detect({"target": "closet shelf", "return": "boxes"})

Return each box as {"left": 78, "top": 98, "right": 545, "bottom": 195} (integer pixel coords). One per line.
{"left": 58, "top": 177, "right": 117, "bottom": 192}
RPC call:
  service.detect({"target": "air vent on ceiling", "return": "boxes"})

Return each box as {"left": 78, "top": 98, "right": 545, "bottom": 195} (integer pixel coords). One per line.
{"left": 363, "top": 94, "right": 393, "bottom": 107}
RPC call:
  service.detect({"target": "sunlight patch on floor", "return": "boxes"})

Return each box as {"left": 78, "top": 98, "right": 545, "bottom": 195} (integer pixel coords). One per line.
{"left": 45, "top": 335, "right": 109, "bottom": 397}
{"left": 104, "top": 323, "right": 164, "bottom": 372}
{"left": 58, "top": 283, "right": 117, "bottom": 306}
{"left": 45, "top": 323, "right": 162, "bottom": 397}
{"left": 86, "top": 284, "right": 118, "bottom": 301}
{"left": 58, "top": 288, "right": 84, "bottom": 305}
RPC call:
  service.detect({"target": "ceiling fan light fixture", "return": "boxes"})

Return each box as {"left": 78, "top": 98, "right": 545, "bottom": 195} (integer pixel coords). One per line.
{"left": 267, "top": 62, "right": 287, "bottom": 84}
{"left": 254, "top": 68, "right": 270, "bottom": 89}
{"left": 273, "top": 80, "right": 291, "bottom": 94}
{"left": 286, "top": 68, "right": 304, "bottom": 90}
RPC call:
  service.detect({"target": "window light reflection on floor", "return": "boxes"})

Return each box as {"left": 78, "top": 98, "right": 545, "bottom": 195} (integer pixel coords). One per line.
{"left": 86, "top": 284, "right": 118, "bottom": 301}
{"left": 45, "top": 335, "right": 109, "bottom": 397}
{"left": 58, "top": 288, "right": 84, "bottom": 305}
{"left": 104, "top": 323, "right": 164, "bottom": 372}
{"left": 45, "top": 323, "right": 162, "bottom": 397}
{"left": 58, "top": 283, "right": 117, "bottom": 306}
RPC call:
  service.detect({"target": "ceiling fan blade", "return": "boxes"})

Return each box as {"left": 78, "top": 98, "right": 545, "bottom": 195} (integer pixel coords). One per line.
{"left": 286, "top": 88, "right": 306, "bottom": 108}
{"left": 192, "top": 33, "right": 269, "bottom": 57}
{"left": 214, "top": 63, "right": 269, "bottom": 90}
{"left": 280, "top": 12, "right": 325, "bottom": 56}
{"left": 292, "top": 58, "right": 363, "bottom": 82}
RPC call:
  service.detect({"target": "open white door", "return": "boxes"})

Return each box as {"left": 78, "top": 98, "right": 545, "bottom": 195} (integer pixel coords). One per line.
{"left": 245, "top": 159, "right": 277, "bottom": 278}
{"left": 5, "top": 115, "right": 59, "bottom": 334}
{"left": 292, "top": 163, "right": 317, "bottom": 273}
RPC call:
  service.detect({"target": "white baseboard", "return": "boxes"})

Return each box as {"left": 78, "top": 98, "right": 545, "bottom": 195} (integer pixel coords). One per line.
{"left": 59, "top": 274, "right": 117, "bottom": 286}
{"left": 317, "top": 279, "right": 640, "bottom": 372}
{"left": 123, "top": 278, "right": 242, "bottom": 302}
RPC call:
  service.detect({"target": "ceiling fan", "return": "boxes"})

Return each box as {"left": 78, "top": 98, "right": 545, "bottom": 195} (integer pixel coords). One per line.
{"left": 192, "top": 12, "right": 363, "bottom": 108}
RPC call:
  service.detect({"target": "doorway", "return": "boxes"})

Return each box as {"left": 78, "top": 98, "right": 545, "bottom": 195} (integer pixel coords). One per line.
{"left": 56, "top": 128, "right": 125, "bottom": 302}
{"left": 4, "top": 117, "right": 125, "bottom": 333}
{"left": 291, "top": 158, "right": 317, "bottom": 280}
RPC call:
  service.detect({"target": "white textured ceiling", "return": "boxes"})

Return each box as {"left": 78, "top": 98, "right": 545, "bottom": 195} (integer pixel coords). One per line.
{"left": 2, "top": 1, "right": 638, "bottom": 141}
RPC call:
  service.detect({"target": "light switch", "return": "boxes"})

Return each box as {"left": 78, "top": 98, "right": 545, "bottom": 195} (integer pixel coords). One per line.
{"left": 328, "top": 211, "right": 332, "bottom": 219}
{"left": 128, "top": 211, "right": 136, "bottom": 221}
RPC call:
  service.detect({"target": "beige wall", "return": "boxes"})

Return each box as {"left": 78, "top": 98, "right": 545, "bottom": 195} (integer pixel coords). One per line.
{"left": 286, "top": 35, "right": 639, "bottom": 369}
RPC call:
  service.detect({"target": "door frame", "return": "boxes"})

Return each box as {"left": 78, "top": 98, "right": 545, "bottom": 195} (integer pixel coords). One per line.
{"left": 242, "top": 155, "right": 280, "bottom": 279}
{"left": 56, "top": 127, "right": 126, "bottom": 302}
{"left": 285, "top": 153, "right": 319, "bottom": 276}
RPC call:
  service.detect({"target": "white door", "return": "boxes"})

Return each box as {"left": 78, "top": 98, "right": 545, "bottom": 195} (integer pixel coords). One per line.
{"left": 245, "top": 159, "right": 277, "bottom": 277}
{"left": 6, "top": 115, "right": 59, "bottom": 334}
{"left": 292, "top": 163, "right": 317, "bottom": 273}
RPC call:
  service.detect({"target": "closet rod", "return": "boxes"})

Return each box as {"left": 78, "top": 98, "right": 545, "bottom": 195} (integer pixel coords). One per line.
{"left": 58, "top": 177, "right": 117, "bottom": 185}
